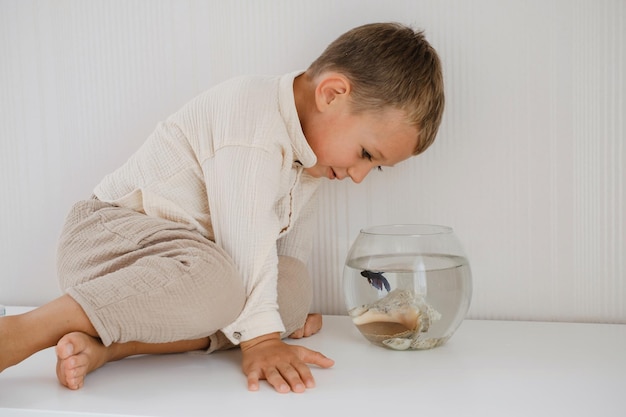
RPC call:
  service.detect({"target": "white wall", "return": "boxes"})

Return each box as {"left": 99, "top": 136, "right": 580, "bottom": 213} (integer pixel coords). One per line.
{"left": 1, "top": 0, "right": 624, "bottom": 324}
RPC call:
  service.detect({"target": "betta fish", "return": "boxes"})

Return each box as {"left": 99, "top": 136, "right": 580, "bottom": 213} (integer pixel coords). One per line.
{"left": 360, "top": 270, "right": 391, "bottom": 292}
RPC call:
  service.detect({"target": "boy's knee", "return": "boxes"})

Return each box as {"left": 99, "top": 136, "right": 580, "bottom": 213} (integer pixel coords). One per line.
{"left": 276, "top": 256, "right": 312, "bottom": 336}
{"left": 213, "top": 265, "right": 246, "bottom": 325}
{"left": 183, "top": 246, "right": 246, "bottom": 333}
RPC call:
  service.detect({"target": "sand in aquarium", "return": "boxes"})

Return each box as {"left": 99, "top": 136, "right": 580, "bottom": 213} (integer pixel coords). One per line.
{"left": 356, "top": 321, "right": 414, "bottom": 345}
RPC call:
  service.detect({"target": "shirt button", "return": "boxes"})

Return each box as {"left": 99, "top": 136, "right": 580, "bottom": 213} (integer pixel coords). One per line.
{"left": 233, "top": 332, "right": 242, "bottom": 340}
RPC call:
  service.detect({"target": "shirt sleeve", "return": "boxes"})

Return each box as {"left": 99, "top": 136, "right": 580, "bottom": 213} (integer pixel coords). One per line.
{"left": 202, "top": 144, "right": 287, "bottom": 344}
{"left": 276, "top": 179, "right": 319, "bottom": 263}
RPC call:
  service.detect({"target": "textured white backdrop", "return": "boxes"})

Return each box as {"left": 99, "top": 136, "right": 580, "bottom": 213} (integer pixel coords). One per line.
{"left": 1, "top": 0, "right": 624, "bottom": 323}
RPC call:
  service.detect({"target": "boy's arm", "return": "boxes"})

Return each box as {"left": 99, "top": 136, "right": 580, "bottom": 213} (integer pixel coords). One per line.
{"left": 275, "top": 174, "right": 319, "bottom": 262}
{"left": 203, "top": 145, "right": 286, "bottom": 344}
{"left": 202, "top": 148, "right": 334, "bottom": 392}
{"left": 275, "top": 181, "right": 323, "bottom": 339}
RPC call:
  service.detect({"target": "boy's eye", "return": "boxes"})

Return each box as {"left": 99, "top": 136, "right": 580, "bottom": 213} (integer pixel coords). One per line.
{"left": 362, "top": 149, "right": 383, "bottom": 172}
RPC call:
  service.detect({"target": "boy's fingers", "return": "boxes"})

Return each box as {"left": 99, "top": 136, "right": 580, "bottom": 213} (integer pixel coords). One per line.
{"left": 264, "top": 367, "right": 291, "bottom": 393}
{"left": 293, "top": 361, "right": 316, "bottom": 388}
{"left": 276, "top": 364, "right": 306, "bottom": 393}
{"left": 246, "top": 370, "right": 261, "bottom": 391}
{"left": 241, "top": 337, "right": 333, "bottom": 393}
{"left": 298, "top": 347, "right": 335, "bottom": 368}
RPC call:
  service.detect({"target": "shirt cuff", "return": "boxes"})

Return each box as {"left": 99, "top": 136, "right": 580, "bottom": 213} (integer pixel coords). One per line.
{"left": 221, "top": 310, "right": 286, "bottom": 345}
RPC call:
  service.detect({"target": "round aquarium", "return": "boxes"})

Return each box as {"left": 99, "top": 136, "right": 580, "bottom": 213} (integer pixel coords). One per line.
{"left": 343, "top": 224, "right": 472, "bottom": 350}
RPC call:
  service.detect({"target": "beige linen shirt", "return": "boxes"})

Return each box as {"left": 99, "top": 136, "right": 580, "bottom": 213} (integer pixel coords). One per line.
{"left": 94, "top": 71, "right": 321, "bottom": 344}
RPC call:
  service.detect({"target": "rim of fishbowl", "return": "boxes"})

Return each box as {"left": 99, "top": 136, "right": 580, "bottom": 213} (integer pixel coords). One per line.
{"left": 360, "top": 224, "right": 453, "bottom": 236}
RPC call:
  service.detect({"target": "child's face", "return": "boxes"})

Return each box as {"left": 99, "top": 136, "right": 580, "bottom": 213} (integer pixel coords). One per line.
{"left": 304, "top": 105, "right": 418, "bottom": 183}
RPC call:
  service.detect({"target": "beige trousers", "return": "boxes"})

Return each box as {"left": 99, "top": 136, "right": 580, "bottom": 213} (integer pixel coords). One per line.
{"left": 57, "top": 198, "right": 312, "bottom": 352}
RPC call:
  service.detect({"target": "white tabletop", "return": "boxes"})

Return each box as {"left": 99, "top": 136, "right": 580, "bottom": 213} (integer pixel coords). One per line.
{"left": 1, "top": 306, "right": 625, "bottom": 417}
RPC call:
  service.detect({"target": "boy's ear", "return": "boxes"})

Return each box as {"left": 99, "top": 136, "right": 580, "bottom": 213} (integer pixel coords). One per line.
{"left": 314, "top": 72, "right": 351, "bottom": 112}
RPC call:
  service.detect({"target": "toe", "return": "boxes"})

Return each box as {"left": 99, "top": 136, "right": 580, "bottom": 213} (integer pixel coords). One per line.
{"left": 55, "top": 332, "right": 108, "bottom": 390}
{"left": 58, "top": 359, "right": 87, "bottom": 390}
{"left": 55, "top": 337, "right": 74, "bottom": 360}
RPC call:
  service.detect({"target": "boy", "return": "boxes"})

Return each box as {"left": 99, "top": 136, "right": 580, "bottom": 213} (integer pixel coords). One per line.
{"left": 0, "top": 22, "right": 444, "bottom": 393}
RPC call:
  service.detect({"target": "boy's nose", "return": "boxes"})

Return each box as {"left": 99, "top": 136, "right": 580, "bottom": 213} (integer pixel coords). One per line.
{"left": 348, "top": 164, "right": 372, "bottom": 184}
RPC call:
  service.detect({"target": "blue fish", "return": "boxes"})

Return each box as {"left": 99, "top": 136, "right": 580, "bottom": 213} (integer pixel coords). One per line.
{"left": 360, "top": 270, "right": 391, "bottom": 292}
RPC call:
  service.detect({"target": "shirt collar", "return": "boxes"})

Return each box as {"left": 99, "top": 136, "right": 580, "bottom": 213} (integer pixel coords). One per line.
{"left": 278, "top": 71, "right": 317, "bottom": 168}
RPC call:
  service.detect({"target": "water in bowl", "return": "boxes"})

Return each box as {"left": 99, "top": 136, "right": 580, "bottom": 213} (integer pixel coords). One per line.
{"left": 344, "top": 253, "right": 471, "bottom": 350}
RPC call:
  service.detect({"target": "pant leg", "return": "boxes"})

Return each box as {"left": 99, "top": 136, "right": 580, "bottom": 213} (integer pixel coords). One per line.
{"left": 206, "top": 255, "right": 313, "bottom": 352}
{"left": 57, "top": 198, "right": 245, "bottom": 346}
{"left": 276, "top": 255, "right": 312, "bottom": 337}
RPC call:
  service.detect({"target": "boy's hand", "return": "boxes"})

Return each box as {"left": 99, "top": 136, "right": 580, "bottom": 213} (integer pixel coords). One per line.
{"left": 240, "top": 332, "right": 334, "bottom": 393}
{"left": 288, "top": 313, "right": 323, "bottom": 339}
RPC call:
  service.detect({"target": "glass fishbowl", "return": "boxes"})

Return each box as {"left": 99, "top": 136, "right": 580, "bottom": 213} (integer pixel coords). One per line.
{"left": 343, "top": 224, "right": 472, "bottom": 350}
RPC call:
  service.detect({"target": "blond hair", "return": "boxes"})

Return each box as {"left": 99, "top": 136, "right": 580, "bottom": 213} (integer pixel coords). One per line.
{"left": 307, "top": 22, "right": 445, "bottom": 155}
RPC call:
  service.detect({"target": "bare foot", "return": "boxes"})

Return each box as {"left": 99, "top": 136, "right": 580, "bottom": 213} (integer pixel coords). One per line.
{"left": 55, "top": 332, "right": 110, "bottom": 390}
{"left": 288, "top": 314, "right": 323, "bottom": 339}
{"left": 1, "top": 296, "right": 98, "bottom": 374}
